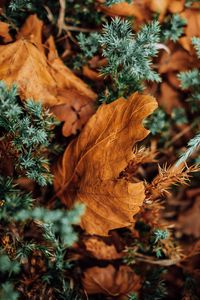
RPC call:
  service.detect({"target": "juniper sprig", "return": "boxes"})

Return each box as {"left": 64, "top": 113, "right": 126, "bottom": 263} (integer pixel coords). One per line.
{"left": 178, "top": 37, "right": 200, "bottom": 113}
{"left": 0, "top": 81, "right": 56, "bottom": 186}
{"left": 176, "top": 132, "right": 200, "bottom": 165}
{"left": 99, "top": 17, "right": 161, "bottom": 100}
{"left": 105, "top": 0, "right": 132, "bottom": 6}
{"left": 161, "top": 14, "right": 187, "bottom": 42}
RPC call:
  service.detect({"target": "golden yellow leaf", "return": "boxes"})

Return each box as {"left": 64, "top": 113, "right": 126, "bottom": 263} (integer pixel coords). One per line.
{"left": 54, "top": 93, "right": 157, "bottom": 235}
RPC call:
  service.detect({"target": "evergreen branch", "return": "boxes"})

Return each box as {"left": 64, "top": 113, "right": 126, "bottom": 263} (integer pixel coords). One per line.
{"left": 0, "top": 81, "right": 56, "bottom": 186}
{"left": 176, "top": 132, "right": 200, "bottom": 165}
{"left": 161, "top": 14, "right": 187, "bottom": 42}
{"left": 185, "top": 0, "right": 200, "bottom": 7}
{"left": 105, "top": 0, "right": 132, "bottom": 6}
{"left": 192, "top": 37, "right": 200, "bottom": 58}
{"left": 0, "top": 283, "right": 19, "bottom": 300}
{"left": 99, "top": 17, "right": 161, "bottom": 100}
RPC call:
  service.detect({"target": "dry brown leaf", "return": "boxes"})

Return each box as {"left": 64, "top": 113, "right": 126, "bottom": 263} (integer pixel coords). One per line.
{"left": 82, "top": 65, "right": 103, "bottom": 81}
{"left": 159, "top": 47, "right": 197, "bottom": 74}
{"left": 178, "top": 197, "right": 200, "bottom": 238}
{"left": 54, "top": 93, "right": 157, "bottom": 235}
{"left": 0, "top": 39, "right": 57, "bottom": 103}
{"left": 46, "top": 36, "right": 97, "bottom": 136}
{"left": 0, "top": 15, "right": 97, "bottom": 137}
{"left": 0, "top": 21, "right": 12, "bottom": 43}
{"left": 179, "top": 9, "right": 200, "bottom": 51}
{"left": 168, "top": 0, "right": 185, "bottom": 13}
{"left": 82, "top": 264, "right": 141, "bottom": 297}
{"left": 97, "top": 0, "right": 151, "bottom": 26}
{"left": 17, "top": 14, "right": 44, "bottom": 53}
{"left": 159, "top": 82, "right": 181, "bottom": 113}
{"left": 148, "top": 0, "right": 170, "bottom": 20}
{"left": 84, "top": 237, "right": 122, "bottom": 260}
{"left": 167, "top": 72, "right": 181, "bottom": 89}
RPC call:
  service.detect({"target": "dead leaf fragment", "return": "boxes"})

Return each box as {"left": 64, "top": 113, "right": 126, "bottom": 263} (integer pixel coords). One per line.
{"left": 54, "top": 93, "right": 157, "bottom": 235}
{"left": 178, "top": 197, "right": 200, "bottom": 238}
{"left": 84, "top": 237, "right": 122, "bottom": 260}
{"left": 82, "top": 264, "right": 141, "bottom": 297}
{"left": 0, "top": 21, "right": 12, "bottom": 43}
{"left": 159, "top": 48, "right": 197, "bottom": 74}
{"left": 17, "top": 14, "right": 44, "bottom": 53}
{"left": 0, "top": 15, "right": 97, "bottom": 137}
{"left": 149, "top": 0, "right": 170, "bottom": 20}
{"left": 97, "top": 0, "right": 151, "bottom": 26}
{"left": 46, "top": 36, "right": 97, "bottom": 136}
{"left": 179, "top": 8, "right": 200, "bottom": 51}
{"left": 168, "top": 0, "right": 185, "bottom": 13}
{"left": 83, "top": 65, "right": 103, "bottom": 81}
{"left": 159, "top": 82, "right": 181, "bottom": 114}
{"left": 0, "top": 39, "right": 56, "bottom": 103}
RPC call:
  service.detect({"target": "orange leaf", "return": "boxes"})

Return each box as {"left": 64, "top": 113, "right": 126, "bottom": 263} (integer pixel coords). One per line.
{"left": 54, "top": 93, "right": 157, "bottom": 235}
{"left": 82, "top": 65, "right": 103, "bottom": 81}
{"left": 17, "top": 14, "right": 44, "bottom": 53}
{"left": 0, "top": 21, "right": 12, "bottom": 43}
{"left": 159, "top": 47, "right": 198, "bottom": 74}
{"left": 82, "top": 264, "right": 141, "bottom": 297}
{"left": 46, "top": 36, "right": 97, "bottom": 136}
{"left": 0, "top": 15, "right": 97, "bottom": 137}
{"left": 179, "top": 8, "right": 200, "bottom": 51}
{"left": 159, "top": 82, "right": 182, "bottom": 114}
{"left": 97, "top": 0, "right": 151, "bottom": 26}
{"left": 148, "top": 0, "right": 170, "bottom": 20}
{"left": 0, "top": 39, "right": 57, "bottom": 103}
{"left": 84, "top": 237, "right": 122, "bottom": 260}
{"left": 178, "top": 197, "right": 200, "bottom": 238}
{"left": 168, "top": 0, "right": 185, "bottom": 13}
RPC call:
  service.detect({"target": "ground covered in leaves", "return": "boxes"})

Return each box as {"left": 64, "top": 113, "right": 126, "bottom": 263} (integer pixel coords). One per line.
{"left": 0, "top": 1, "right": 200, "bottom": 300}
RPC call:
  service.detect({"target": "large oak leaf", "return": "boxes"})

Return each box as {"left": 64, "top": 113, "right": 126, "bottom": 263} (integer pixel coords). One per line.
{"left": 0, "top": 15, "right": 97, "bottom": 136}
{"left": 54, "top": 93, "right": 157, "bottom": 235}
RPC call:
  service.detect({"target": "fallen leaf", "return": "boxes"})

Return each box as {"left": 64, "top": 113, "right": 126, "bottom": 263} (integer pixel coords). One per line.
{"left": 97, "top": 0, "right": 151, "bottom": 26}
{"left": 82, "top": 264, "right": 141, "bottom": 297}
{"left": 82, "top": 65, "right": 103, "bottom": 81}
{"left": 167, "top": 72, "right": 181, "bottom": 89}
{"left": 0, "top": 39, "right": 57, "bottom": 103}
{"left": 0, "top": 21, "right": 12, "bottom": 43}
{"left": 179, "top": 8, "right": 200, "bottom": 51}
{"left": 148, "top": 0, "right": 170, "bottom": 20}
{"left": 84, "top": 237, "right": 122, "bottom": 260}
{"left": 159, "top": 47, "right": 198, "bottom": 74}
{"left": 159, "top": 82, "right": 182, "bottom": 113}
{"left": 46, "top": 36, "right": 97, "bottom": 136}
{"left": 54, "top": 93, "right": 157, "bottom": 235}
{"left": 0, "top": 15, "right": 97, "bottom": 137}
{"left": 17, "top": 14, "right": 44, "bottom": 53}
{"left": 168, "top": 0, "right": 185, "bottom": 13}
{"left": 178, "top": 197, "right": 200, "bottom": 238}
